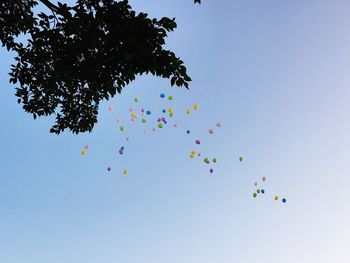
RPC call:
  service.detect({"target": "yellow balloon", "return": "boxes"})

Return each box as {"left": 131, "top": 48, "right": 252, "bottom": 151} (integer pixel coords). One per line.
{"left": 168, "top": 107, "right": 173, "bottom": 113}
{"left": 185, "top": 109, "right": 190, "bottom": 115}
{"left": 193, "top": 104, "right": 198, "bottom": 110}
{"left": 81, "top": 150, "right": 86, "bottom": 155}
{"left": 123, "top": 169, "right": 128, "bottom": 175}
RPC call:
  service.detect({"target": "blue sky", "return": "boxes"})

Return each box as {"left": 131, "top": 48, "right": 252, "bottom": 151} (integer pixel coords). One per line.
{"left": 1, "top": 0, "right": 350, "bottom": 262}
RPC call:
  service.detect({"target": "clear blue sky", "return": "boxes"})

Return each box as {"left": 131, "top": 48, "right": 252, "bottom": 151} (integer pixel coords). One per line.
{"left": 1, "top": 1, "right": 350, "bottom": 262}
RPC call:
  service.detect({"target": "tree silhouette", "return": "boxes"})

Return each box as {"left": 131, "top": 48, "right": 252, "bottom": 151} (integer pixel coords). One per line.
{"left": 0, "top": 0, "right": 200, "bottom": 134}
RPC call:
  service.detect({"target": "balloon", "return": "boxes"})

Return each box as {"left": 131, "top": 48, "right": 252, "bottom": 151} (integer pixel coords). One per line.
{"left": 209, "top": 168, "right": 214, "bottom": 173}
{"left": 168, "top": 96, "right": 173, "bottom": 100}
{"left": 118, "top": 149, "right": 123, "bottom": 155}
{"left": 134, "top": 98, "right": 139, "bottom": 102}
{"left": 262, "top": 176, "right": 266, "bottom": 182}
{"left": 116, "top": 117, "right": 121, "bottom": 122}
{"left": 84, "top": 145, "right": 89, "bottom": 149}
{"left": 253, "top": 193, "right": 257, "bottom": 198}
{"left": 121, "top": 147, "right": 124, "bottom": 150}
{"left": 216, "top": 122, "right": 221, "bottom": 127}
{"left": 254, "top": 182, "right": 258, "bottom": 186}
{"left": 274, "top": 195, "right": 279, "bottom": 201}
{"left": 239, "top": 156, "right": 243, "bottom": 162}
{"left": 141, "top": 118, "right": 146, "bottom": 123}
{"left": 204, "top": 158, "right": 209, "bottom": 164}
{"left": 123, "top": 169, "right": 128, "bottom": 175}
{"left": 191, "top": 150, "right": 196, "bottom": 155}
{"left": 160, "top": 93, "right": 165, "bottom": 98}
{"left": 129, "top": 107, "right": 134, "bottom": 112}
{"left": 208, "top": 129, "right": 213, "bottom": 134}
{"left": 141, "top": 108, "right": 144, "bottom": 113}
{"left": 282, "top": 198, "right": 286, "bottom": 203}
{"left": 157, "top": 118, "right": 161, "bottom": 122}
{"left": 125, "top": 137, "right": 129, "bottom": 141}
{"left": 162, "top": 109, "right": 166, "bottom": 113}
{"left": 185, "top": 109, "right": 190, "bottom": 115}
{"left": 195, "top": 140, "right": 201, "bottom": 145}
{"left": 173, "top": 123, "right": 178, "bottom": 127}
{"left": 257, "top": 189, "right": 260, "bottom": 194}
{"left": 212, "top": 158, "right": 217, "bottom": 163}
{"left": 168, "top": 108, "right": 173, "bottom": 113}
{"left": 107, "top": 167, "right": 111, "bottom": 172}
{"left": 186, "top": 130, "right": 190, "bottom": 134}
{"left": 193, "top": 104, "right": 198, "bottom": 110}
{"left": 81, "top": 150, "right": 86, "bottom": 155}
{"left": 169, "top": 112, "right": 174, "bottom": 117}
{"left": 158, "top": 123, "right": 163, "bottom": 129}
{"left": 108, "top": 105, "right": 113, "bottom": 112}
{"left": 261, "top": 189, "right": 265, "bottom": 194}
{"left": 197, "top": 153, "right": 201, "bottom": 157}
{"left": 146, "top": 110, "right": 151, "bottom": 115}
{"left": 152, "top": 128, "right": 156, "bottom": 132}
{"left": 120, "top": 126, "right": 124, "bottom": 132}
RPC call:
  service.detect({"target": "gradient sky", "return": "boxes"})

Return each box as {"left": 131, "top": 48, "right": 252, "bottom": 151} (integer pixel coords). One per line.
{"left": 1, "top": 1, "right": 350, "bottom": 262}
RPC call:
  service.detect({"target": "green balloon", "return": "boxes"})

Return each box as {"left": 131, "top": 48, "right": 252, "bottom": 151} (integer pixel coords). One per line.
{"left": 257, "top": 189, "right": 260, "bottom": 194}
{"left": 158, "top": 123, "right": 163, "bottom": 129}
{"left": 120, "top": 126, "right": 124, "bottom": 132}
{"left": 253, "top": 193, "right": 257, "bottom": 198}
{"left": 239, "top": 156, "right": 243, "bottom": 162}
{"left": 142, "top": 118, "right": 146, "bottom": 123}
{"left": 212, "top": 158, "right": 217, "bottom": 163}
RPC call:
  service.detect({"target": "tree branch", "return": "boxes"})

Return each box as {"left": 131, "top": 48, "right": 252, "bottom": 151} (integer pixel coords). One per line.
{"left": 38, "top": 0, "right": 59, "bottom": 13}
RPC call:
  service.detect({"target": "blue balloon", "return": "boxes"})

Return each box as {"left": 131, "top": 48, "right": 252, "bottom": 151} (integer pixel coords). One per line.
{"left": 261, "top": 189, "right": 265, "bottom": 194}
{"left": 282, "top": 198, "right": 287, "bottom": 203}
{"left": 146, "top": 110, "right": 151, "bottom": 115}
{"left": 162, "top": 109, "right": 166, "bottom": 113}
{"left": 186, "top": 130, "right": 190, "bottom": 134}
{"left": 160, "top": 93, "right": 165, "bottom": 98}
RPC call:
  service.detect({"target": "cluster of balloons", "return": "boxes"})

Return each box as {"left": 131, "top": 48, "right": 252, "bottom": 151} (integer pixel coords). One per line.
{"left": 252, "top": 176, "right": 287, "bottom": 204}
{"left": 81, "top": 92, "right": 287, "bottom": 206}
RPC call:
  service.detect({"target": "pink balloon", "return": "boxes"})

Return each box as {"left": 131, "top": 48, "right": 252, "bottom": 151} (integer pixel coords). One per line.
{"left": 208, "top": 129, "right": 214, "bottom": 134}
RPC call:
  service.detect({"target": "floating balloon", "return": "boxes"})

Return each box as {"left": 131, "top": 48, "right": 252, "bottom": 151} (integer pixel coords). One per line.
{"left": 168, "top": 108, "right": 173, "bottom": 113}
{"left": 118, "top": 149, "right": 123, "bottom": 155}
{"left": 107, "top": 167, "right": 111, "bottom": 172}
{"left": 134, "top": 98, "right": 139, "bottom": 103}
{"left": 193, "top": 104, "right": 198, "bottom": 110}
{"left": 123, "top": 169, "right": 128, "bottom": 175}
{"left": 186, "top": 130, "right": 190, "bottom": 134}
{"left": 197, "top": 153, "right": 201, "bottom": 157}
{"left": 212, "top": 158, "right": 217, "bottom": 163}
{"left": 195, "top": 140, "right": 201, "bottom": 145}
{"left": 108, "top": 106, "right": 113, "bottom": 112}
{"left": 282, "top": 198, "right": 286, "bottom": 203}
{"left": 116, "top": 117, "right": 121, "bottom": 122}
{"left": 253, "top": 193, "right": 257, "bottom": 198}
{"left": 204, "top": 158, "right": 209, "bottom": 164}
{"left": 146, "top": 110, "right": 151, "bottom": 115}
{"left": 81, "top": 150, "right": 86, "bottom": 155}
{"left": 262, "top": 176, "right": 266, "bottom": 182}
{"left": 208, "top": 129, "right": 213, "bottom": 134}
{"left": 162, "top": 109, "right": 166, "bottom": 113}
{"left": 185, "top": 109, "right": 190, "bottom": 115}
{"left": 160, "top": 93, "right": 165, "bottom": 98}
{"left": 254, "top": 182, "right": 258, "bottom": 186}
{"left": 274, "top": 195, "right": 279, "bottom": 201}
{"left": 158, "top": 123, "right": 163, "bottom": 129}
{"left": 216, "top": 122, "right": 221, "bottom": 128}
{"left": 239, "top": 156, "right": 243, "bottom": 162}
{"left": 168, "top": 96, "right": 173, "bottom": 101}
{"left": 84, "top": 145, "right": 89, "bottom": 149}
{"left": 120, "top": 126, "right": 125, "bottom": 132}
{"left": 141, "top": 118, "right": 146, "bottom": 123}
{"left": 257, "top": 189, "right": 260, "bottom": 194}
{"left": 125, "top": 137, "right": 129, "bottom": 141}
{"left": 261, "top": 189, "right": 265, "bottom": 194}
{"left": 173, "top": 123, "right": 178, "bottom": 128}
{"left": 129, "top": 107, "right": 134, "bottom": 112}
{"left": 169, "top": 112, "right": 174, "bottom": 117}
{"left": 191, "top": 150, "right": 196, "bottom": 155}
{"left": 152, "top": 128, "right": 156, "bottom": 132}
{"left": 209, "top": 168, "right": 214, "bottom": 173}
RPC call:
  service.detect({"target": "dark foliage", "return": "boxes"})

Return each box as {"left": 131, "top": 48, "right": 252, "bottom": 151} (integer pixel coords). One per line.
{"left": 0, "top": 0, "right": 200, "bottom": 134}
